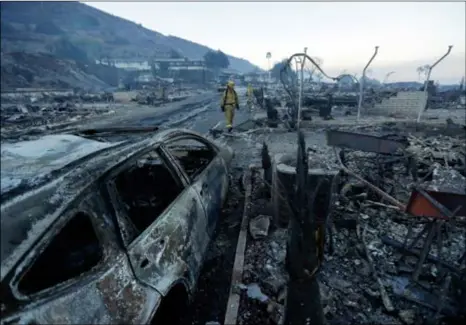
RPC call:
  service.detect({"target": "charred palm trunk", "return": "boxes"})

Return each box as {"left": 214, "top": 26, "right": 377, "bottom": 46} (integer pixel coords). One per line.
{"left": 284, "top": 131, "right": 325, "bottom": 325}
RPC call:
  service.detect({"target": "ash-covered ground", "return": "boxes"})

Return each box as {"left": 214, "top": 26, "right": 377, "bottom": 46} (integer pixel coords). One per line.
{"left": 2, "top": 86, "right": 464, "bottom": 325}
{"left": 0, "top": 89, "right": 218, "bottom": 142}
{"left": 182, "top": 109, "right": 466, "bottom": 325}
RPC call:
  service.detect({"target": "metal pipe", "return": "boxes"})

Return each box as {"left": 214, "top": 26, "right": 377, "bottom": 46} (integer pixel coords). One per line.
{"left": 336, "top": 74, "right": 360, "bottom": 87}
{"left": 280, "top": 52, "right": 339, "bottom": 129}
{"left": 383, "top": 71, "right": 395, "bottom": 84}
{"left": 294, "top": 58, "right": 300, "bottom": 75}
{"left": 416, "top": 45, "right": 453, "bottom": 123}
{"left": 297, "top": 47, "right": 307, "bottom": 129}
{"left": 357, "top": 46, "right": 379, "bottom": 122}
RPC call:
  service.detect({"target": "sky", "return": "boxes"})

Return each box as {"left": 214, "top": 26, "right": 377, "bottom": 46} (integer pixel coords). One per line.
{"left": 88, "top": 1, "right": 466, "bottom": 83}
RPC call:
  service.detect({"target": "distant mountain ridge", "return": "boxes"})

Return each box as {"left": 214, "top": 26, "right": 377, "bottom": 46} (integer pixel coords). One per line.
{"left": 0, "top": 1, "right": 259, "bottom": 73}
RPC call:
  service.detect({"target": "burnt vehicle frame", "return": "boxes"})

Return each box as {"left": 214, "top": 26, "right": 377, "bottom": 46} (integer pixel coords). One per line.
{"left": 0, "top": 128, "right": 233, "bottom": 325}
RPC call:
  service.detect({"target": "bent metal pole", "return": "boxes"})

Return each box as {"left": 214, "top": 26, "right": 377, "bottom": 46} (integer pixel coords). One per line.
{"left": 280, "top": 52, "right": 339, "bottom": 129}
{"left": 416, "top": 45, "right": 453, "bottom": 123}
{"left": 357, "top": 46, "right": 379, "bottom": 122}
{"left": 297, "top": 47, "right": 308, "bottom": 130}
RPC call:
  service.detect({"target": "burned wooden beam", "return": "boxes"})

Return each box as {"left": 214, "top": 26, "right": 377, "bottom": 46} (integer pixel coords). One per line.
{"left": 284, "top": 131, "right": 325, "bottom": 325}
{"left": 326, "top": 129, "right": 408, "bottom": 155}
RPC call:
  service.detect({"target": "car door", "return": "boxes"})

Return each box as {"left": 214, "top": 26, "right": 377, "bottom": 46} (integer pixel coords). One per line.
{"left": 3, "top": 192, "right": 160, "bottom": 325}
{"left": 105, "top": 146, "right": 207, "bottom": 294}
{"left": 161, "top": 136, "right": 229, "bottom": 238}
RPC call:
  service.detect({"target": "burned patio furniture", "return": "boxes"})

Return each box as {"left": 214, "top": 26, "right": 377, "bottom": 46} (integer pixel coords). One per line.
{"left": 389, "top": 187, "right": 466, "bottom": 282}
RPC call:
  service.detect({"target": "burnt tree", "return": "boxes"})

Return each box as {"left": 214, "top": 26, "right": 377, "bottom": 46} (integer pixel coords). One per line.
{"left": 284, "top": 131, "right": 325, "bottom": 325}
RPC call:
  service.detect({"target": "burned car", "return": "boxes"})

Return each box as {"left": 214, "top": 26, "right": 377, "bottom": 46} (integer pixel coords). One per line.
{"left": 0, "top": 128, "right": 233, "bottom": 324}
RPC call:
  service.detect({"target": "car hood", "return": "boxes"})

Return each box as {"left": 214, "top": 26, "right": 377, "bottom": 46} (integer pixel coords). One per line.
{"left": 1, "top": 134, "right": 121, "bottom": 200}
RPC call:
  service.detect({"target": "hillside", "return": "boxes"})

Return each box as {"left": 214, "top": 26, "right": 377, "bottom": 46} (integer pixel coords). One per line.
{"left": 0, "top": 1, "right": 258, "bottom": 73}
{"left": 0, "top": 52, "right": 120, "bottom": 90}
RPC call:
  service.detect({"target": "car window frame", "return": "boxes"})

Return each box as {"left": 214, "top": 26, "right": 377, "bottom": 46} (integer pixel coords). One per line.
{"left": 160, "top": 135, "right": 219, "bottom": 184}
{"left": 104, "top": 144, "right": 190, "bottom": 249}
{"left": 10, "top": 206, "right": 109, "bottom": 302}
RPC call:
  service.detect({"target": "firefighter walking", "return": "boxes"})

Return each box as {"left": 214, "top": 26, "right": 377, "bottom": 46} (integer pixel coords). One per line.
{"left": 246, "top": 83, "right": 254, "bottom": 110}
{"left": 221, "top": 81, "right": 239, "bottom": 132}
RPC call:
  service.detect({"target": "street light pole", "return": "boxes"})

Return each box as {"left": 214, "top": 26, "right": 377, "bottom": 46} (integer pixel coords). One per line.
{"left": 416, "top": 45, "right": 453, "bottom": 123}
{"left": 266, "top": 52, "right": 272, "bottom": 85}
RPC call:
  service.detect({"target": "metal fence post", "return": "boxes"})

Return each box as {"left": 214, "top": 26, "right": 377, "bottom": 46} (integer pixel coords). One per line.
{"left": 357, "top": 46, "right": 379, "bottom": 122}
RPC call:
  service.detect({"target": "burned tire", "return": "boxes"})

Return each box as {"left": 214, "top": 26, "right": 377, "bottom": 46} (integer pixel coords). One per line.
{"left": 151, "top": 284, "right": 188, "bottom": 325}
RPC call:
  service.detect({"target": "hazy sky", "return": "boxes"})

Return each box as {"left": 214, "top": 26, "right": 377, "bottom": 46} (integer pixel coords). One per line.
{"left": 88, "top": 1, "right": 465, "bottom": 83}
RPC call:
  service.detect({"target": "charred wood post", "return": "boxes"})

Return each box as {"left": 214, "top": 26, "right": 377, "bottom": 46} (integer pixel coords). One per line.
{"left": 265, "top": 98, "right": 279, "bottom": 127}
{"left": 284, "top": 131, "right": 325, "bottom": 325}
{"left": 262, "top": 142, "right": 272, "bottom": 198}
{"left": 271, "top": 155, "right": 339, "bottom": 227}
{"left": 319, "top": 93, "right": 333, "bottom": 119}
{"left": 271, "top": 153, "right": 295, "bottom": 227}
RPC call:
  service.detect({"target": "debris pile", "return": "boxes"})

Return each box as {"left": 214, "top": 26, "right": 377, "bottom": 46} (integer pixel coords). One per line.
{"left": 1, "top": 101, "right": 115, "bottom": 140}
{"left": 223, "top": 122, "right": 465, "bottom": 325}
{"left": 132, "top": 89, "right": 168, "bottom": 105}
{"left": 131, "top": 86, "right": 203, "bottom": 106}
{"left": 322, "top": 130, "right": 465, "bottom": 324}
{"left": 1, "top": 91, "right": 114, "bottom": 105}
{"left": 238, "top": 170, "right": 287, "bottom": 325}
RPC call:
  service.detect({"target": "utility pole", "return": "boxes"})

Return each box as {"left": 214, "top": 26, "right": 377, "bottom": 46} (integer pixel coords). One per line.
{"left": 357, "top": 46, "right": 379, "bottom": 122}
{"left": 416, "top": 45, "right": 453, "bottom": 123}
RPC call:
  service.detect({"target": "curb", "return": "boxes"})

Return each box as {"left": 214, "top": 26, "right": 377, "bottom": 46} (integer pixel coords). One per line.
{"left": 224, "top": 166, "right": 255, "bottom": 325}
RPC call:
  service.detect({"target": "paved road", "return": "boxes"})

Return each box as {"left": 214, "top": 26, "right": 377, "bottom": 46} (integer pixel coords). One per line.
{"left": 165, "top": 92, "right": 253, "bottom": 134}
{"left": 86, "top": 91, "right": 218, "bottom": 129}
{"left": 88, "top": 88, "right": 253, "bottom": 135}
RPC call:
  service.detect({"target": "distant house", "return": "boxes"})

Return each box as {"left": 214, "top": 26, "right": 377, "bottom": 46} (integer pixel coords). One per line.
{"left": 218, "top": 68, "right": 243, "bottom": 84}
{"left": 96, "top": 58, "right": 151, "bottom": 71}
{"left": 220, "top": 68, "right": 241, "bottom": 76}
{"left": 152, "top": 58, "right": 204, "bottom": 68}
{"left": 244, "top": 71, "right": 262, "bottom": 83}
{"left": 135, "top": 72, "right": 154, "bottom": 83}
{"left": 154, "top": 58, "right": 211, "bottom": 83}
{"left": 98, "top": 57, "right": 214, "bottom": 83}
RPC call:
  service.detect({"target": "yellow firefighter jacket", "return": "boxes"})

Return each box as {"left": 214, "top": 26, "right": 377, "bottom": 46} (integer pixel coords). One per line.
{"left": 247, "top": 85, "right": 254, "bottom": 98}
{"left": 221, "top": 87, "right": 239, "bottom": 109}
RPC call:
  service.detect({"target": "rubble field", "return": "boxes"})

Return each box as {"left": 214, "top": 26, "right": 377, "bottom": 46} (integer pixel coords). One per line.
{"left": 0, "top": 88, "right": 215, "bottom": 142}
{"left": 187, "top": 115, "right": 465, "bottom": 325}
{"left": 1, "top": 81, "right": 464, "bottom": 325}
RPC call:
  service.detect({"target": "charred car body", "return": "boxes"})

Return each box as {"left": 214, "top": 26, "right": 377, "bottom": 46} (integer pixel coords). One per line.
{"left": 0, "top": 128, "right": 233, "bottom": 324}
